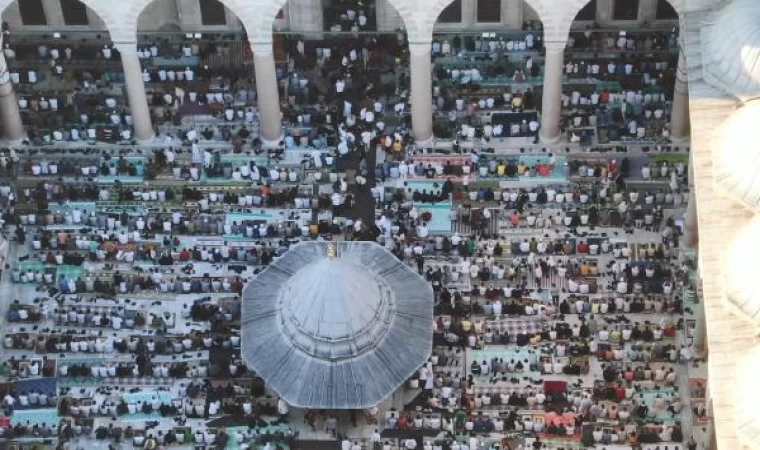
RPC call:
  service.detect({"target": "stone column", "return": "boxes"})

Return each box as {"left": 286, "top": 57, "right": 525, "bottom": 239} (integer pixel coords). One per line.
{"left": 461, "top": 0, "right": 476, "bottom": 27}
{"left": 502, "top": 0, "right": 523, "bottom": 29}
{"left": 0, "top": 232, "right": 8, "bottom": 266}
{"left": 251, "top": 41, "right": 283, "bottom": 147}
{"left": 114, "top": 42, "right": 154, "bottom": 141}
{"left": 539, "top": 42, "right": 565, "bottom": 144}
{"left": 684, "top": 191, "right": 698, "bottom": 247}
{"left": 707, "top": 400, "right": 717, "bottom": 450}
{"left": 671, "top": 49, "right": 690, "bottom": 141}
{"left": 684, "top": 149, "right": 699, "bottom": 248}
{"left": 409, "top": 41, "right": 434, "bottom": 145}
{"left": 595, "top": 0, "right": 614, "bottom": 26}
{"left": 694, "top": 297, "right": 708, "bottom": 357}
{"left": 0, "top": 33, "right": 24, "bottom": 141}
{"left": 41, "top": 0, "right": 62, "bottom": 26}
{"left": 638, "top": 0, "right": 658, "bottom": 23}
{"left": 0, "top": 78, "right": 24, "bottom": 142}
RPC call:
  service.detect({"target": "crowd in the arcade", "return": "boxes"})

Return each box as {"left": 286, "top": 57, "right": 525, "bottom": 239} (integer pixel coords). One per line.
{"left": 0, "top": 1, "right": 702, "bottom": 449}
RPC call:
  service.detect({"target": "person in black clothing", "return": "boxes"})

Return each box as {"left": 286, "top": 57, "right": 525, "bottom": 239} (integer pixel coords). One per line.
{"left": 602, "top": 364, "right": 618, "bottom": 382}
{"left": 671, "top": 422, "right": 684, "bottom": 442}
{"left": 470, "top": 360, "right": 481, "bottom": 376}
{"left": 415, "top": 254, "right": 424, "bottom": 275}
{"left": 441, "top": 178, "right": 454, "bottom": 198}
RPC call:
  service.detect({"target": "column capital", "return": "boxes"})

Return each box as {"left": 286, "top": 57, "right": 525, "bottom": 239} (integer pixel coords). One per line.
{"left": 544, "top": 41, "right": 566, "bottom": 53}
{"left": 112, "top": 41, "right": 138, "bottom": 55}
{"left": 408, "top": 41, "right": 432, "bottom": 56}
{"left": 249, "top": 41, "right": 274, "bottom": 57}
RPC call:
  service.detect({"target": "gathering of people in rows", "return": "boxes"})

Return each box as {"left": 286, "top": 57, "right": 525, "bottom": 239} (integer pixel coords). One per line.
{"left": 0, "top": 0, "right": 709, "bottom": 447}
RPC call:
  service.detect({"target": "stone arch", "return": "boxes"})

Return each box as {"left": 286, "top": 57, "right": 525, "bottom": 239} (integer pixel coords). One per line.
{"left": 555, "top": 0, "right": 684, "bottom": 42}
{"left": 379, "top": 0, "right": 422, "bottom": 40}
{"left": 385, "top": 0, "right": 415, "bottom": 20}
{"left": 521, "top": 0, "right": 556, "bottom": 30}
{"left": 428, "top": 0, "right": 554, "bottom": 33}
{"left": 0, "top": 0, "right": 123, "bottom": 39}
{"left": 126, "top": 0, "right": 288, "bottom": 43}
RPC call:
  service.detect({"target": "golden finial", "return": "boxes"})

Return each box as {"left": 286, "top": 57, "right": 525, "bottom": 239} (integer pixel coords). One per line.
{"left": 327, "top": 243, "right": 336, "bottom": 258}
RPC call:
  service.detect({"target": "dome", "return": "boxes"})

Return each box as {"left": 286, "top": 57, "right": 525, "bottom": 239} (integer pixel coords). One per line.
{"left": 714, "top": 100, "right": 760, "bottom": 209}
{"left": 704, "top": 0, "right": 760, "bottom": 100}
{"left": 724, "top": 215, "right": 760, "bottom": 325}
{"left": 278, "top": 258, "right": 395, "bottom": 360}
{"left": 241, "top": 241, "right": 434, "bottom": 409}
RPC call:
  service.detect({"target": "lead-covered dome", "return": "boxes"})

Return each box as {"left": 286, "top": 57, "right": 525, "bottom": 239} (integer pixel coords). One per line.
{"left": 704, "top": 0, "right": 760, "bottom": 100}
{"left": 242, "top": 241, "right": 433, "bottom": 409}
{"left": 278, "top": 258, "right": 395, "bottom": 360}
{"left": 714, "top": 100, "right": 760, "bottom": 209}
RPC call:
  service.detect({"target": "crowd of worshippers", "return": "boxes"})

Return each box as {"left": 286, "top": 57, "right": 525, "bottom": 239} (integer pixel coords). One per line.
{"left": 0, "top": 421, "right": 56, "bottom": 440}
{"left": 280, "top": 34, "right": 414, "bottom": 153}
{"left": 6, "top": 33, "right": 269, "bottom": 142}
{"left": 360, "top": 150, "right": 694, "bottom": 449}
{"left": 23, "top": 229, "right": 286, "bottom": 264}
{"left": 323, "top": 0, "right": 373, "bottom": 31}
{"left": 3, "top": 299, "right": 240, "bottom": 332}
{"left": 560, "top": 32, "right": 678, "bottom": 144}
{"left": 12, "top": 266, "right": 249, "bottom": 295}
{"left": 380, "top": 215, "right": 680, "bottom": 260}
{"left": 86, "top": 427, "right": 298, "bottom": 450}
{"left": 5, "top": 35, "right": 249, "bottom": 80}
{"left": 3, "top": 22, "right": 682, "bottom": 156}
{"left": 11, "top": 208, "right": 316, "bottom": 240}
{"left": 0, "top": 26, "right": 697, "bottom": 449}
{"left": 5, "top": 310, "right": 244, "bottom": 354}
{"left": 91, "top": 427, "right": 296, "bottom": 450}
{"left": 377, "top": 155, "right": 559, "bottom": 182}
{"left": 56, "top": 378, "right": 297, "bottom": 448}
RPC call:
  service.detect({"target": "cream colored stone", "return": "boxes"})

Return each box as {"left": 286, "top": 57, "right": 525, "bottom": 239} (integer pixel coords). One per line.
{"left": 723, "top": 215, "right": 760, "bottom": 327}
{"left": 714, "top": 100, "right": 760, "bottom": 211}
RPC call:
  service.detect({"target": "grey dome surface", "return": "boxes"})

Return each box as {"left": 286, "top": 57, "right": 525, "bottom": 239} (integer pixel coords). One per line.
{"left": 704, "top": 0, "right": 760, "bottom": 100}
{"left": 278, "top": 258, "right": 395, "bottom": 360}
{"left": 242, "top": 241, "right": 433, "bottom": 409}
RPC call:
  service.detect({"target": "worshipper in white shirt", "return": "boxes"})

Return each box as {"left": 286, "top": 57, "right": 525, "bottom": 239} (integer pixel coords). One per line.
{"left": 529, "top": 119, "right": 539, "bottom": 135}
